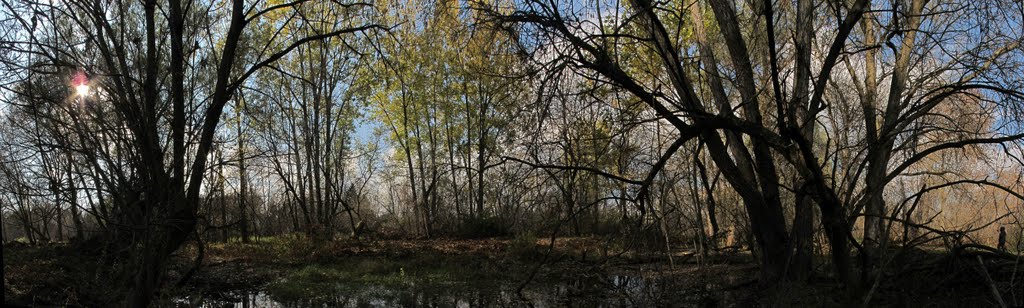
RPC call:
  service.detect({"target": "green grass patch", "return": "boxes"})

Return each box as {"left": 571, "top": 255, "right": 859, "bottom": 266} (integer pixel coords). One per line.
{"left": 264, "top": 255, "right": 507, "bottom": 303}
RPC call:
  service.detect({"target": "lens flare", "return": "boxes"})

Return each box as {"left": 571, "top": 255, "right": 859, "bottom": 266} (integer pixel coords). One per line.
{"left": 72, "top": 70, "right": 89, "bottom": 97}
{"left": 76, "top": 84, "right": 90, "bottom": 97}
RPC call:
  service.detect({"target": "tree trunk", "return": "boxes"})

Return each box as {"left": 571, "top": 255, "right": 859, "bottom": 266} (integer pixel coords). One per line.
{"left": 790, "top": 187, "right": 815, "bottom": 280}
{"left": 237, "top": 98, "right": 250, "bottom": 243}
{"left": 476, "top": 95, "right": 488, "bottom": 218}
{"left": 128, "top": 197, "right": 195, "bottom": 307}
{"left": 69, "top": 162, "right": 85, "bottom": 240}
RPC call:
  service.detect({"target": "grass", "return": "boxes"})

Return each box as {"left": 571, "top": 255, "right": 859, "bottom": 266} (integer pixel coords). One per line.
{"left": 264, "top": 254, "right": 509, "bottom": 303}
{"left": 201, "top": 233, "right": 323, "bottom": 263}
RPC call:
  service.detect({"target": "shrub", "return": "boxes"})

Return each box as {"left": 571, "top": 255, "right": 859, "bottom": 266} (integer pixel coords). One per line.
{"left": 508, "top": 232, "right": 540, "bottom": 259}
{"left": 455, "top": 216, "right": 510, "bottom": 238}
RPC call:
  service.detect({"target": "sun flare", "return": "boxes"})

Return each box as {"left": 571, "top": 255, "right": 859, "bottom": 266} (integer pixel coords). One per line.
{"left": 75, "top": 84, "right": 89, "bottom": 97}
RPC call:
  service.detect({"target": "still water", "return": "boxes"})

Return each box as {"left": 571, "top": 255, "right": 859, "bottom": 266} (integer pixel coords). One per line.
{"left": 174, "top": 275, "right": 726, "bottom": 307}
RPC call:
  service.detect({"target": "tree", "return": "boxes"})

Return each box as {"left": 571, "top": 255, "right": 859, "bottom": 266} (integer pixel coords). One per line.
{"left": 488, "top": 0, "right": 1024, "bottom": 289}
{"left": 360, "top": 0, "right": 527, "bottom": 235}
{"left": 247, "top": 1, "right": 370, "bottom": 238}
{"left": 0, "top": 0, "right": 382, "bottom": 304}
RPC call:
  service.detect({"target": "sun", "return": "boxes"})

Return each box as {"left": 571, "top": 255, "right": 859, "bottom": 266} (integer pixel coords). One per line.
{"left": 75, "top": 84, "right": 90, "bottom": 97}
{"left": 72, "top": 70, "right": 89, "bottom": 97}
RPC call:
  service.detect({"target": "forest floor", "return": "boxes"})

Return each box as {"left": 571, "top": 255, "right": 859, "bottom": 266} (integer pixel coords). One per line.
{"left": 3, "top": 235, "right": 1021, "bottom": 307}
{"left": 167, "top": 235, "right": 773, "bottom": 307}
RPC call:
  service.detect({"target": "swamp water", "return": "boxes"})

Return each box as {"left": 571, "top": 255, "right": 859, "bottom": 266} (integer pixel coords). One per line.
{"left": 174, "top": 274, "right": 728, "bottom": 307}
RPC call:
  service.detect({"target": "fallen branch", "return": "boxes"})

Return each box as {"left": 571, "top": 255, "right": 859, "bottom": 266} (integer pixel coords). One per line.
{"left": 976, "top": 255, "right": 1008, "bottom": 308}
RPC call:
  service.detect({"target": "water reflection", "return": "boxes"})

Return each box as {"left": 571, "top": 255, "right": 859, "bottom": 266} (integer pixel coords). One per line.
{"left": 175, "top": 274, "right": 722, "bottom": 307}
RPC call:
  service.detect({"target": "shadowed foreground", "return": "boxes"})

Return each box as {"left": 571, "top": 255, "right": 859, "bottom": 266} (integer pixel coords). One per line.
{"left": 4, "top": 235, "right": 1022, "bottom": 307}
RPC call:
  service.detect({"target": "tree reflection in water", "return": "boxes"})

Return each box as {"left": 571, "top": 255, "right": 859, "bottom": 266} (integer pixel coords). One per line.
{"left": 175, "top": 274, "right": 736, "bottom": 307}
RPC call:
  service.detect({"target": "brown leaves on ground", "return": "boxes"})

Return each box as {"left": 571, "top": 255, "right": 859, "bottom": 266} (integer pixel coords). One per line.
{"left": 193, "top": 235, "right": 606, "bottom": 265}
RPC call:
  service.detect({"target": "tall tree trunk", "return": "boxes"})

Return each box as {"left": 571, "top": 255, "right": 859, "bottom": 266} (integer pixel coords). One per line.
{"left": 69, "top": 161, "right": 85, "bottom": 240}
{"left": 476, "top": 90, "right": 488, "bottom": 218}
{"left": 444, "top": 119, "right": 463, "bottom": 219}
{"left": 790, "top": 187, "right": 815, "bottom": 280}
{"left": 862, "top": 0, "right": 924, "bottom": 269}
{"left": 786, "top": 0, "right": 815, "bottom": 281}
{"left": 694, "top": 152, "right": 719, "bottom": 240}
{"left": 237, "top": 97, "right": 250, "bottom": 243}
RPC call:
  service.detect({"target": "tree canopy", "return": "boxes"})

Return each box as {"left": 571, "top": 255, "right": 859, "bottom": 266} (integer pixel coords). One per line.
{"left": 2, "top": 0, "right": 1024, "bottom": 305}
